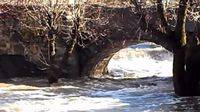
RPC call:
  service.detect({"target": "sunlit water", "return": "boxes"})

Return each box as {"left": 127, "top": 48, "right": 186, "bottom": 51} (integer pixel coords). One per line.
{"left": 0, "top": 42, "right": 200, "bottom": 112}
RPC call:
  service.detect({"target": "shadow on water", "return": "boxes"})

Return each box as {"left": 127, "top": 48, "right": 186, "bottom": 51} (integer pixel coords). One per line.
{"left": 154, "top": 96, "right": 200, "bottom": 111}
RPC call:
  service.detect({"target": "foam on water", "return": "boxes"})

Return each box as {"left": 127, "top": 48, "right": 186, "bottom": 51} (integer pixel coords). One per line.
{"left": 107, "top": 42, "right": 173, "bottom": 79}
{"left": 0, "top": 84, "right": 129, "bottom": 112}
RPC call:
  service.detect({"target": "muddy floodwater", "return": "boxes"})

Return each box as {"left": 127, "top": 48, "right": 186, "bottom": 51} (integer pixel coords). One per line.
{"left": 0, "top": 43, "right": 200, "bottom": 112}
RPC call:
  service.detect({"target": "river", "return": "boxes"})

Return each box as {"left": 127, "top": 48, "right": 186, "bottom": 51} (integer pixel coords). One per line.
{"left": 0, "top": 42, "right": 200, "bottom": 112}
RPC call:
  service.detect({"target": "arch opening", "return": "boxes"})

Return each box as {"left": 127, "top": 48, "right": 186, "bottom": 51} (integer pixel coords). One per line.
{"left": 89, "top": 42, "right": 173, "bottom": 79}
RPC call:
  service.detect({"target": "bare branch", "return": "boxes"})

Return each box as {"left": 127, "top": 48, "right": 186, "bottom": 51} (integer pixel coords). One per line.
{"left": 156, "top": 0, "right": 171, "bottom": 33}
{"left": 175, "top": 0, "right": 189, "bottom": 46}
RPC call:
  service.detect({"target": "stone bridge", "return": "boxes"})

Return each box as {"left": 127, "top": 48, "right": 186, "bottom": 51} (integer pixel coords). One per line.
{"left": 0, "top": 4, "right": 199, "bottom": 78}
{"left": 78, "top": 5, "right": 174, "bottom": 78}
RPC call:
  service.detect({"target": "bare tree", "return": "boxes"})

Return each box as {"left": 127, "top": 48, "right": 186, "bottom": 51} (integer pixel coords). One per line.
{"left": 129, "top": 0, "right": 200, "bottom": 96}
{"left": 0, "top": 0, "right": 88, "bottom": 82}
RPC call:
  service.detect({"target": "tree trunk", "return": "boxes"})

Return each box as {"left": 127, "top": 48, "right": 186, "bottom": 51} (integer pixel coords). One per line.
{"left": 48, "top": 31, "right": 56, "bottom": 64}
{"left": 173, "top": 0, "right": 191, "bottom": 96}
{"left": 45, "top": 30, "right": 57, "bottom": 84}
{"left": 173, "top": 36, "right": 200, "bottom": 96}
{"left": 59, "top": 18, "right": 81, "bottom": 78}
{"left": 184, "top": 36, "right": 200, "bottom": 95}
{"left": 60, "top": 44, "right": 80, "bottom": 78}
{"left": 173, "top": 47, "right": 187, "bottom": 96}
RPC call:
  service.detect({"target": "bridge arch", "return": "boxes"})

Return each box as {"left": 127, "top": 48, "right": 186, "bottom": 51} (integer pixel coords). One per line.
{"left": 80, "top": 36, "right": 173, "bottom": 78}
{"left": 80, "top": 5, "right": 174, "bottom": 78}
{"left": 81, "top": 37, "right": 139, "bottom": 78}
